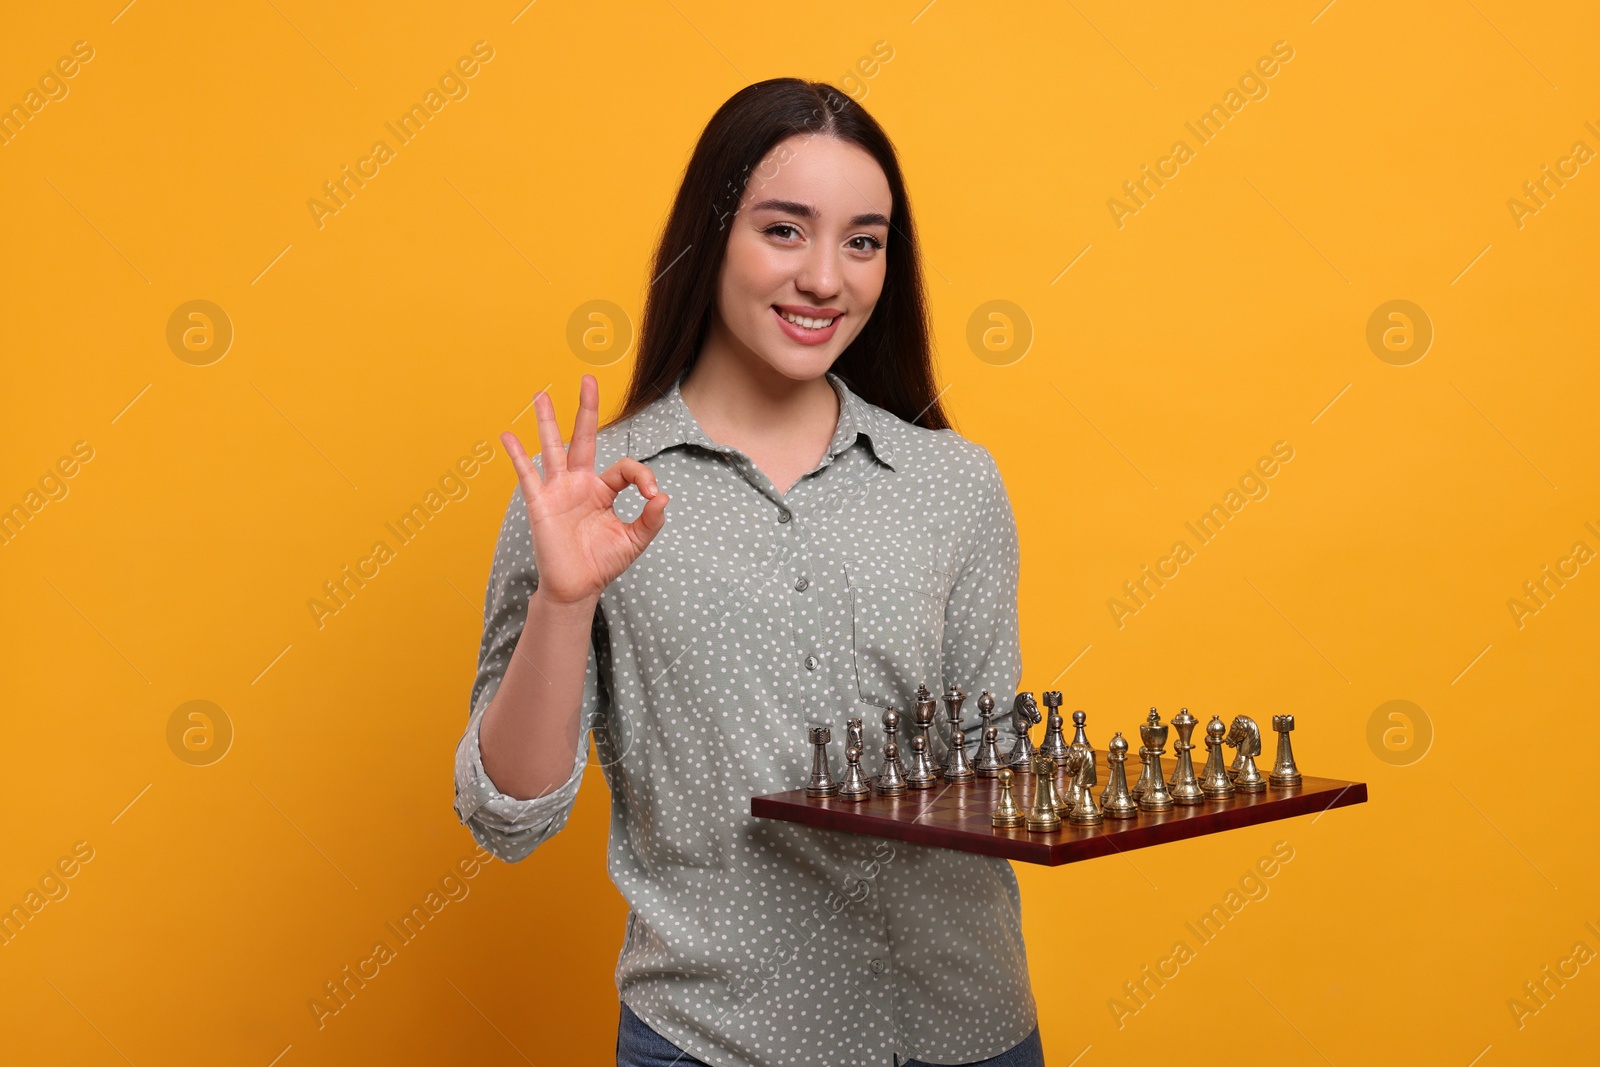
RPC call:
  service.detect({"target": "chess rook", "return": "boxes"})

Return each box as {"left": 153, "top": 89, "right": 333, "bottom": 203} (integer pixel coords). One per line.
{"left": 805, "top": 725, "right": 839, "bottom": 798}
{"left": 1026, "top": 754, "right": 1062, "bottom": 832}
{"left": 1270, "top": 714, "right": 1302, "bottom": 787}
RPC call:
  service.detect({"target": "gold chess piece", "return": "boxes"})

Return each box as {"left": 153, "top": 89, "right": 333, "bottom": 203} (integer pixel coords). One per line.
{"left": 1026, "top": 755, "right": 1062, "bottom": 832}
{"left": 1069, "top": 746, "right": 1103, "bottom": 825}
{"left": 1100, "top": 732, "right": 1140, "bottom": 819}
{"left": 1200, "top": 715, "right": 1235, "bottom": 800}
{"left": 991, "top": 768, "right": 1025, "bottom": 828}
{"left": 1138, "top": 709, "right": 1174, "bottom": 812}
{"left": 1225, "top": 715, "right": 1267, "bottom": 794}
{"left": 1270, "top": 714, "right": 1302, "bottom": 787}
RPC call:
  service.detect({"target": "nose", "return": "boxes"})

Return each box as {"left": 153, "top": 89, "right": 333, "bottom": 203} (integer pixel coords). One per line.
{"left": 794, "top": 241, "right": 842, "bottom": 302}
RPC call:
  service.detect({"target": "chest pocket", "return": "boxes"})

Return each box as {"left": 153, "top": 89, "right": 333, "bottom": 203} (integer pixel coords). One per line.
{"left": 844, "top": 557, "right": 950, "bottom": 710}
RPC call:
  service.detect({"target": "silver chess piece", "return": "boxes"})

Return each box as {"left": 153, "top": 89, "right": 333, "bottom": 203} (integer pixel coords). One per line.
{"left": 1138, "top": 709, "right": 1174, "bottom": 812}
{"left": 1225, "top": 715, "right": 1267, "bottom": 794}
{"left": 974, "top": 692, "right": 1006, "bottom": 777}
{"left": 1200, "top": 715, "right": 1235, "bottom": 800}
{"left": 912, "top": 684, "right": 943, "bottom": 777}
{"left": 906, "top": 733, "right": 939, "bottom": 789}
{"left": 941, "top": 684, "right": 975, "bottom": 783}
{"left": 882, "top": 708, "right": 908, "bottom": 782}
{"left": 877, "top": 740, "right": 907, "bottom": 796}
{"left": 1100, "top": 732, "right": 1140, "bottom": 819}
{"left": 991, "top": 767, "right": 1026, "bottom": 828}
{"left": 839, "top": 744, "right": 872, "bottom": 801}
{"left": 1070, "top": 708, "right": 1091, "bottom": 748}
{"left": 1270, "top": 714, "right": 1302, "bottom": 787}
{"left": 1168, "top": 707, "right": 1205, "bottom": 806}
{"left": 805, "top": 725, "right": 839, "bottom": 798}
{"left": 1026, "top": 755, "right": 1062, "bottom": 832}
{"left": 1069, "top": 744, "right": 1103, "bottom": 825}
{"left": 1007, "top": 692, "right": 1040, "bottom": 773}
{"left": 1039, "top": 691, "right": 1069, "bottom": 769}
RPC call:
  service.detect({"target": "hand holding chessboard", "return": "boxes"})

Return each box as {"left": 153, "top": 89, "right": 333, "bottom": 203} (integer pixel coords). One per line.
{"left": 750, "top": 686, "right": 1367, "bottom": 867}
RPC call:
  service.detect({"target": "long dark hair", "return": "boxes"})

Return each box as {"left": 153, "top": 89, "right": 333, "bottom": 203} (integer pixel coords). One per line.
{"left": 610, "top": 78, "right": 950, "bottom": 431}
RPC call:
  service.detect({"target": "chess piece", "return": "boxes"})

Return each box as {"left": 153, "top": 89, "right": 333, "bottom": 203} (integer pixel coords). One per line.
{"left": 1044, "top": 753, "right": 1071, "bottom": 817}
{"left": 1069, "top": 745, "right": 1103, "bottom": 825}
{"left": 805, "top": 725, "right": 839, "bottom": 797}
{"left": 882, "top": 708, "right": 908, "bottom": 782}
{"left": 1270, "top": 714, "right": 1302, "bottom": 787}
{"left": 1026, "top": 754, "right": 1062, "bottom": 832}
{"left": 1100, "top": 732, "right": 1139, "bottom": 819}
{"left": 991, "top": 767, "right": 1025, "bottom": 828}
{"left": 1069, "top": 709, "right": 1091, "bottom": 748}
{"left": 974, "top": 692, "right": 1005, "bottom": 776}
{"left": 941, "top": 684, "right": 975, "bottom": 783}
{"left": 912, "top": 684, "right": 943, "bottom": 777}
{"left": 839, "top": 744, "right": 872, "bottom": 801}
{"left": 1039, "top": 691, "right": 1069, "bottom": 769}
{"left": 1168, "top": 707, "right": 1205, "bottom": 806}
{"left": 977, "top": 723, "right": 1007, "bottom": 778}
{"left": 906, "top": 734, "right": 939, "bottom": 789}
{"left": 846, "top": 716, "right": 864, "bottom": 756}
{"left": 1129, "top": 742, "right": 1152, "bottom": 802}
{"left": 877, "top": 740, "right": 907, "bottom": 796}
{"left": 1138, "top": 709, "right": 1174, "bottom": 812}
{"left": 1226, "top": 716, "right": 1266, "bottom": 793}
{"left": 1006, "top": 692, "right": 1039, "bottom": 773}
{"left": 1061, "top": 744, "right": 1086, "bottom": 814}
{"left": 1200, "top": 715, "right": 1235, "bottom": 800}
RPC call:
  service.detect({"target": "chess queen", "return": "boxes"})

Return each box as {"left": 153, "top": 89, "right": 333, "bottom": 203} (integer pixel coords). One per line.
{"left": 457, "top": 79, "right": 1043, "bottom": 1067}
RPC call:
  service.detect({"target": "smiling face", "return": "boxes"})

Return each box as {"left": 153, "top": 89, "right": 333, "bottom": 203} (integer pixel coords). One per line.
{"left": 710, "top": 133, "right": 893, "bottom": 383}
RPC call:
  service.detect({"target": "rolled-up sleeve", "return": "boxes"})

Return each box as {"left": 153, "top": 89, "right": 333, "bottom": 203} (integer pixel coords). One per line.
{"left": 452, "top": 481, "right": 608, "bottom": 863}
{"left": 939, "top": 449, "right": 1023, "bottom": 753}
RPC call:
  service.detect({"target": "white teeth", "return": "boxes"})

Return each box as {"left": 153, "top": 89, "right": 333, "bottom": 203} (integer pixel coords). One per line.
{"left": 779, "top": 309, "right": 835, "bottom": 329}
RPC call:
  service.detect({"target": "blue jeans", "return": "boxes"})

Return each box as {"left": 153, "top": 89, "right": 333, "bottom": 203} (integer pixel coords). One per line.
{"left": 616, "top": 1000, "right": 1045, "bottom": 1067}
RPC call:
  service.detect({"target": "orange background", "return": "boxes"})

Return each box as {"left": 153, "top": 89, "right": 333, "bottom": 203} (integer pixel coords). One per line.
{"left": 2, "top": 1, "right": 1596, "bottom": 1064}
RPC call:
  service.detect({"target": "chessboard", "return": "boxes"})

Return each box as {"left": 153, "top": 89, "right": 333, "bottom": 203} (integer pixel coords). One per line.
{"left": 750, "top": 769, "right": 1367, "bottom": 867}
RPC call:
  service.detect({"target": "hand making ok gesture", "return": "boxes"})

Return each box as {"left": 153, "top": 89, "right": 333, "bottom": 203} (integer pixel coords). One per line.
{"left": 499, "top": 374, "right": 670, "bottom": 606}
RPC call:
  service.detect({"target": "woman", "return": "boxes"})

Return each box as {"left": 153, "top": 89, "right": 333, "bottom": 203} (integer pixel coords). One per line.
{"left": 453, "top": 78, "right": 1044, "bottom": 1067}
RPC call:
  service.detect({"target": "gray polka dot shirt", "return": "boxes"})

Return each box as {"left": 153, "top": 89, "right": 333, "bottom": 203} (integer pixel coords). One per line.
{"left": 453, "top": 372, "right": 1038, "bottom": 1066}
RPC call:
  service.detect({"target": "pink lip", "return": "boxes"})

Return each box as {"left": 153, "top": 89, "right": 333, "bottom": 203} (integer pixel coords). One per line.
{"left": 772, "top": 305, "right": 842, "bottom": 346}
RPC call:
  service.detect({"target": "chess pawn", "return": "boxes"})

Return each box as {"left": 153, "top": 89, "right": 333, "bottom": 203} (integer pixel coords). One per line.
{"left": 1167, "top": 707, "right": 1205, "bottom": 806}
{"left": 1129, "top": 744, "right": 1152, "bottom": 802}
{"left": 839, "top": 744, "right": 872, "bottom": 801}
{"left": 1070, "top": 746, "right": 1103, "bottom": 825}
{"left": 1025, "top": 755, "right": 1062, "bottom": 832}
{"left": 1137, "top": 709, "right": 1174, "bottom": 812}
{"left": 1227, "top": 715, "right": 1267, "bottom": 794}
{"left": 1044, "top": 753, "right": 1072, "bottom": 817}
{"left": 1100, "top": 732, "right": 1140, "bottom": 819}
{"left": 991, "top": 768, "right": 1025, "bottom": 828}
{"left": 877, "top": 739, "right": 907, "bottom": 797}
{"left": 1006, "top": 692, "right": 1039, "bottom": 773}
{"left": 974, "top": 692, "right": 1005, "bottom": 776}
{"left": 1069, "top": 709, "right": 1091, "bottom": 749}
{"left": 1270, "top": 714, "right": 1302, "bottom": 787}
{"left": 882, "top": 708, "right": 908, "bottom": 783}
{"left": 1200, "top": 715, "right": 1235, "bottom": 800}
{"left": 805, "top": 725, "right": 839, "bottom": 798}
{"left": 941, "top": 684, "right": 975, "bottom": 783}
{"left": 912, "top": 684, "right": 944, "bottom": 777}
{"left": 906, "top": 734, "right": 939, "bottom": 789}
{"left": 1039, "top": 691, "right": 1069, "bottom": 768}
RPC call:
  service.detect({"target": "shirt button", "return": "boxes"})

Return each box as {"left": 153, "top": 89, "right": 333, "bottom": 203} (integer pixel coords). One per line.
{"left": 794, "top": 576, "right": 809, "bottom": 592}
{"left": 804, "top": 655, "right": 819, "bottom": 671}
{"left": 870, "top": 958, "right": 886, "bottom": 974}
{"left": 777, "top": 509, "right": 792, "bottom": 524}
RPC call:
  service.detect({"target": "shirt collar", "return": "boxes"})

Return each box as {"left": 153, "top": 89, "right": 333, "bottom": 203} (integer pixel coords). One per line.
{"left": 626, "top": 370, "right": 898, "bottom": 472}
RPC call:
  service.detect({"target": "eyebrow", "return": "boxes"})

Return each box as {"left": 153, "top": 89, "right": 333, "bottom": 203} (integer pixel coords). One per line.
{"left": 748, "top": 198, "right": 890, "bottom": 228}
